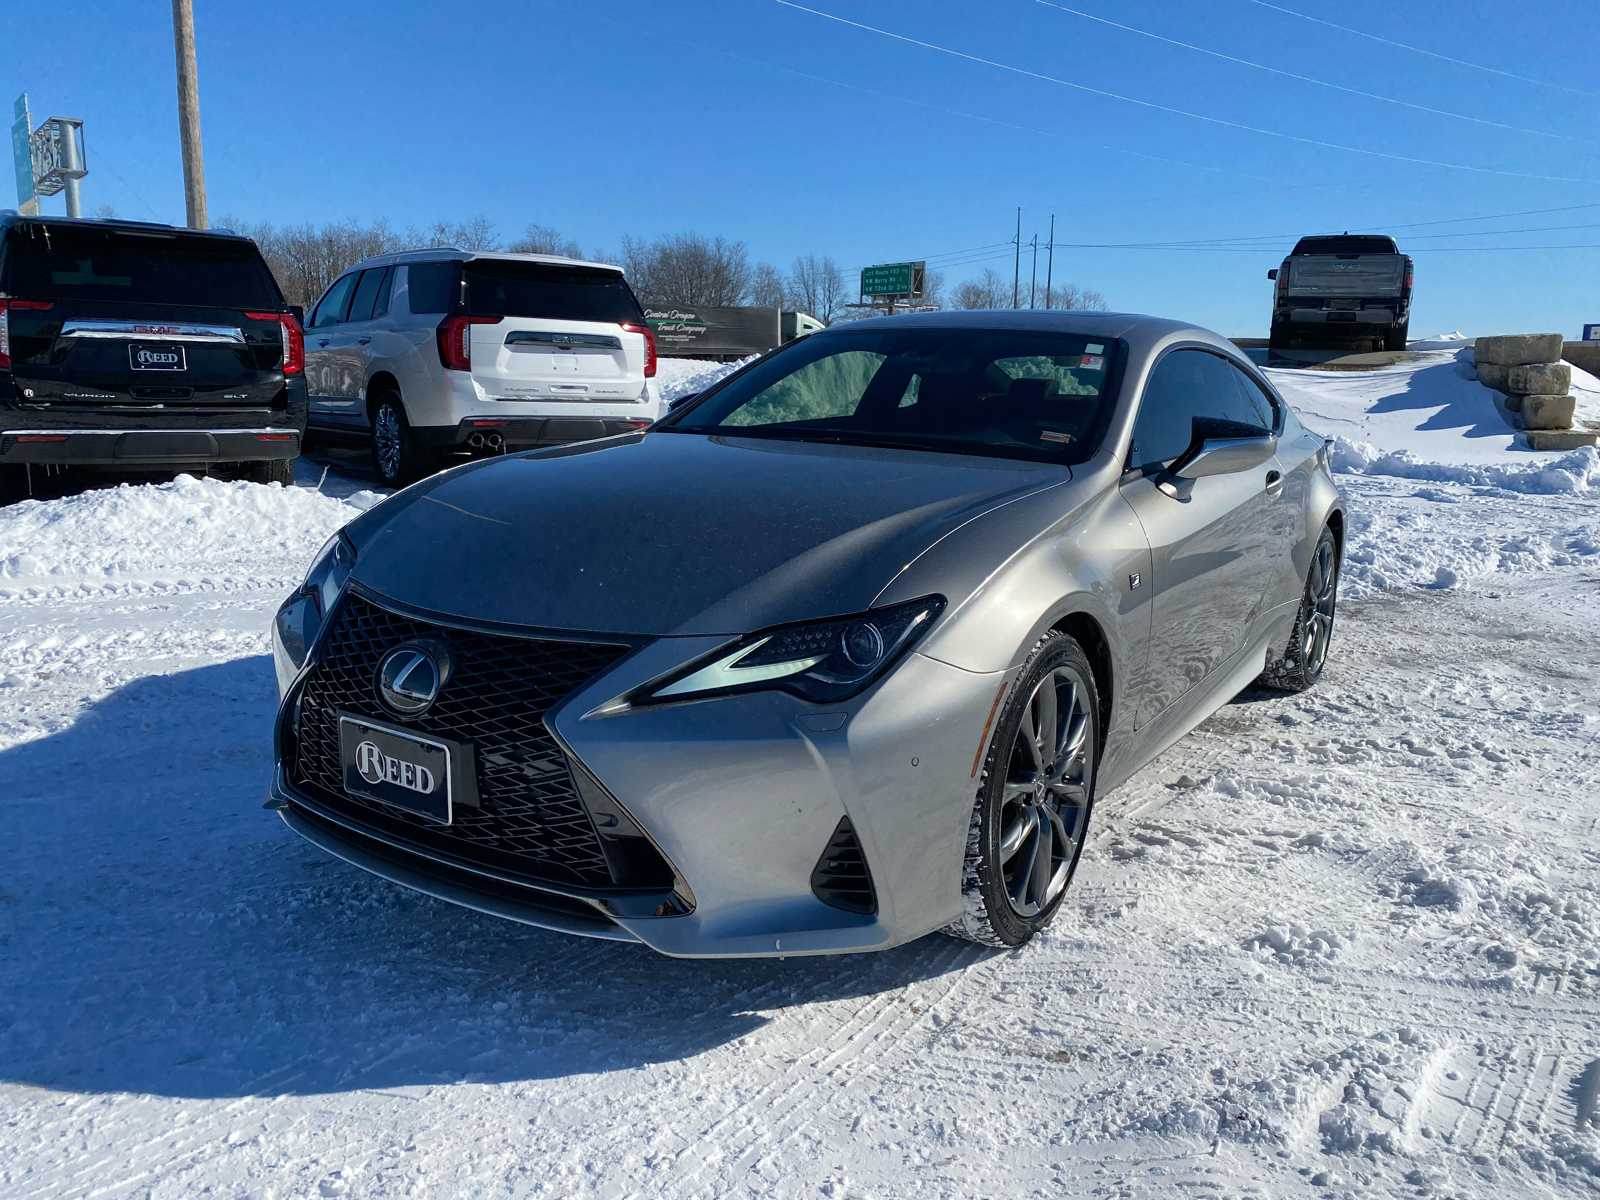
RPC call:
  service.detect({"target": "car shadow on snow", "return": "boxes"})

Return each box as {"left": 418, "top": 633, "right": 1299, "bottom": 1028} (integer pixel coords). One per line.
{"left": 0, "top": 657, "right": 983, "bottom": 1102}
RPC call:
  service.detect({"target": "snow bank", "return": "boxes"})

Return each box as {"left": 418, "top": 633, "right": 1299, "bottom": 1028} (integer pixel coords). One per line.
{"left": 0, "top": 474, "right": 368, "bottom": 598}
{"left": 655, "top": 357, "right": 747, "bottom": 404}
{"left": 1332, "top": 439, "right": 1600, "bottom": 494}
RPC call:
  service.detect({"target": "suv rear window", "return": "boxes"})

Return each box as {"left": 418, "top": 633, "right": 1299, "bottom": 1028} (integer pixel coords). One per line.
{"left": 0, "top": 222, "right": 283, "bottom": 308}
{"left": 464, "top": 259, "right": 644, "bottom": 324}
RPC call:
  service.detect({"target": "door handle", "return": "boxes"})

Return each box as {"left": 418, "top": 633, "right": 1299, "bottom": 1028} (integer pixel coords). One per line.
{"left": 358, "top": 337, "right": 371, "bottom": 345}
{"left": 1265, "top": 470, "right": 1284, "bottom": 496}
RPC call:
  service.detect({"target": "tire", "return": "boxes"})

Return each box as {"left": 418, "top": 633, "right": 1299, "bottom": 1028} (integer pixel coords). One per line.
{"left": 1268, "top": 326, "right": 1290, "bottom": 351}
{"left": 1260, "top": 524, "right": 1340, "bottom": 692}
{"left": 371, "top": 391, "right": 436, "bottom": 487}
{"left": 0, "top": 464, "right": 29, "bottom": 506}
{"left": 945, "top": 631, "right": 1100, "bottom": 948}
{"left": 1383, "top": 322, "right": 1409, "bottom": 352}
{"left": 247, "top": 457, "right": 295, "bottom": 486}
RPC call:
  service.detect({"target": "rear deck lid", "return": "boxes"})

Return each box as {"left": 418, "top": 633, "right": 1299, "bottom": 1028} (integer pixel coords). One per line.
{"left": 464, "top": 258, "right": 648, "bottom": 402}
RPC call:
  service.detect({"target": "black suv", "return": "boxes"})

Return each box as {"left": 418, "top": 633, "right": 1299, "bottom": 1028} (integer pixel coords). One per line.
{"left": 0, "top": 214, "right": 306, "bottom": 502}
{"left": 1267, "top": 234, "right": 1413, "bottom": 351}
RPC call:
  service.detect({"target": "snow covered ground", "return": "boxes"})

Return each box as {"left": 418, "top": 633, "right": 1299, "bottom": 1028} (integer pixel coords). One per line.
{"left": 3, "top": 357, "right": 1599, "bottom": 1199}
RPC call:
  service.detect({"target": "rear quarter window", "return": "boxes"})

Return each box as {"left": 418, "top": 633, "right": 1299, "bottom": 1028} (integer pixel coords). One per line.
{"left": 0, "top": 223, "right": 282, "bottom": 308}
{"left": 406, "top": 261, "right": 460, "bottom": 315}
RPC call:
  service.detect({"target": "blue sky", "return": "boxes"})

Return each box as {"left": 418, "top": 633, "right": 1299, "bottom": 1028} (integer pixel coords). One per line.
{"left": 7, "top": 0, "right": 1599, "bottom": 335}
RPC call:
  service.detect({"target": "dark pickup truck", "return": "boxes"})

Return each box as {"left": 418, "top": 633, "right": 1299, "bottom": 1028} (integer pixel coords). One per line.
{"left": 1267, "top": 234, "right": 1413, "bottom": 351}
{"left": 0, "top": 214, "right": 306, "bottom": 502}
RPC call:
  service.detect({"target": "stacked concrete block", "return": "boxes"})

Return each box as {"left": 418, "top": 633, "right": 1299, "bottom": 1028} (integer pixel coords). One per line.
{"left": 1472, "top": 333, "right": 1599, "bottom": 450}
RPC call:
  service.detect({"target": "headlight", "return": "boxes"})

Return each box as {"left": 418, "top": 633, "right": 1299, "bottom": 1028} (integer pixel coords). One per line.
{"left": 272, "top": 531, "right": 357, "bottom": 694}
{"left": 639, "top": 595, "right": 945, "bottom": 706}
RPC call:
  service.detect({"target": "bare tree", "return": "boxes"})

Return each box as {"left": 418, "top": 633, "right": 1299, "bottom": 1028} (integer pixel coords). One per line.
{"left": 92, "top": 203, "right": 118, "bottom": 220}
{"left": 507, "top": 223, "right": 582, "bottom": 258}
{"left": 749, "top": 262, "right": 787, "bottom": 308}
{"left": 620, "top": 232, "right": 752, "bottom": 306}
{"left": 407, "top": 216, "right": 500, "bottom": 252}
{"left": 921, "top": 269, "right": 945, "bottom": 309}
{"left": 1038, "top": 282, "right": 1108, "bottom": 311}
{"left": 953, "top": 268, "right": 1011, "bottom": 310}
{"left": 225, "top": 216, "right": 402, "bottom": 311}
{"left": 788, "top": 254, "right": 847, "bottom": 324}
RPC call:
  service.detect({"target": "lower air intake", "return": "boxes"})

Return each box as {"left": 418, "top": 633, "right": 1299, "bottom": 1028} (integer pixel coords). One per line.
{"left": 810, "top": 817, "right": 877, "bottom": 915}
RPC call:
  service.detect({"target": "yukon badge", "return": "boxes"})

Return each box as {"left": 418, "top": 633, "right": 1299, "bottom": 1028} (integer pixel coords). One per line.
{"left": 375, "top": 641, "right": 452, "bottom": 715}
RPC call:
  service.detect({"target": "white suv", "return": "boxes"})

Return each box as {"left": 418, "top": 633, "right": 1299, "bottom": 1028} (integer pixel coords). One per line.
{"left": 302, "top": 250, "right": 661, "bottom": 485}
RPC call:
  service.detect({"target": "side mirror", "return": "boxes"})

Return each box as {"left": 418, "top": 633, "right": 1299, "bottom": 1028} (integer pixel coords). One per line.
{"left": 1158, "top": 417, "right": 1276, "bottom": 497}
{"left": 289, "top": 304, "right": 306, "bottom": 325}
{"left": 667, "top": 392, "right": 700, "bottom": 412}
{"left": 1266, "top": 269, "right": 1278, "bottom": 281}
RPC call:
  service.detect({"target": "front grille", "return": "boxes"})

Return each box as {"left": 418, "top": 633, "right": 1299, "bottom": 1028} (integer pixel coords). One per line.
{"left": 291, "top": 590, "right": 632, "bottom": 889}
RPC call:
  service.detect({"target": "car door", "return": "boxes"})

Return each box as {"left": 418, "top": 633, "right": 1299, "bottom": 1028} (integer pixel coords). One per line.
{"left": 305, "top": 272, "right": 359, "bottom": 429}
{"left": 337, "top": 266, "right": 393, "bottom": 430}
{"left": 1118, "top": 347, "right": 1283, "bottom": 729}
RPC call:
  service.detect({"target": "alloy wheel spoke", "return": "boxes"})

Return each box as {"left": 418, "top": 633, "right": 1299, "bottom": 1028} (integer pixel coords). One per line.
{"left": 1000, "top": 805, "right": 1037, "bottom": 863}
{"left": 1029, "top": 806, "right": 1055, "bottom": 909}
{"left": 1032, "top": 680, "right": 1057, "bottom": 770}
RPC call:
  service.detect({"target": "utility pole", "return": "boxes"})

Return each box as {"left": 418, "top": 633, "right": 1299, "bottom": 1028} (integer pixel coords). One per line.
{"left": 1012, "top": 207, "right": 1021, "bottom": 309}
{"left": 1029, "top": 235, "right": 1038, "bottom": 309}
{"left": 1044, "top": 215, "right": 1055, "bottom": 310}
{"left": 171, "top": 0, "right": 207, "bottom": 229}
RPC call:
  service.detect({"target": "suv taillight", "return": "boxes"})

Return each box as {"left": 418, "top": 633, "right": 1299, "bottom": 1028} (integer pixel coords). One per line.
{"left": 622, "top": 322, "right": 657, "bottom": 378}
{"left": 0, "top": 300, "right": 55, "bottom": 371}
{"left": 247, "top": 311, "right": 304, "bottom": 375}
{"left": 437, "top": 314, "right": 501, "bottom": 371}
{"left": 1403, "top": 258, "right": 1414, "bottom": 291}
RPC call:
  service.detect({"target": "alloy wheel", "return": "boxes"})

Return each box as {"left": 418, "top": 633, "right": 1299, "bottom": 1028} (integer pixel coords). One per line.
{"left": 998, "top": 665, "right": 1094, "bottom": 919}
{"left": 373, "top": 404, "right": 403, "bottom": 481}
{"left": 1302, "top": 534, "right": 1339, "bottom": 674}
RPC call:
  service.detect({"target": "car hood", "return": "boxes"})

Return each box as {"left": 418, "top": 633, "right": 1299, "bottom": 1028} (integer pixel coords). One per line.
{"left": 347, "top": 432, "right": 1071, "bottom": 636}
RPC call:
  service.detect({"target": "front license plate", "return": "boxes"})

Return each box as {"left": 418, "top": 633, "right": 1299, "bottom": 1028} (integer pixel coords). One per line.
{"left": 129, "top": 342, "right": 187, "bottom": 371}
{"left": 339, "top": 715, "right": 452, "bottom": 823}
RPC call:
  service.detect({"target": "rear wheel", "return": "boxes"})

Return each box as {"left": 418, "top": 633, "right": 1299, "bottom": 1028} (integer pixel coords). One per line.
{"left": 945, "top": 632, "right": 1099, "bottom": 948}
{"left": 246, "top": 457, "right": 295, "bottom": 486}
{"left": 0, "top": 464, "right": 29, "bottom": 506}
{"left": 1383, "top": 321, "right": 1409, "bottom": 352}
{"left": 371, "top": 391, "right": 435, "bottom": 487}
{"left": 1261, "top": 524, "right": 1340, "bottom": 692}
{"left": 1268, "top": 325, "right": 1290, "bottom": 351}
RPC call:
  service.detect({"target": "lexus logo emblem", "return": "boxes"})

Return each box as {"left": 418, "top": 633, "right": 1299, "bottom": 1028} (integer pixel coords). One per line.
{"left": 375, "top": 643, "right": 450, "bottom": 714}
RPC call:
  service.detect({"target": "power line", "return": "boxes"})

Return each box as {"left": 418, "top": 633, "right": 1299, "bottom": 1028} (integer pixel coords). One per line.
{"left": 1032, "top": 0, "right": 1582, "bottom": 143}
{"left": 1247, "top": 1, "right": 1600, "bottom": 100}
{"left": 772, "top": 2, "right": 1600, "bottom": 185}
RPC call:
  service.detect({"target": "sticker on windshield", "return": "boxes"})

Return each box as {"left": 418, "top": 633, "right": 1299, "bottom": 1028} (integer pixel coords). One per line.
{"left": 1079, "top": 354, "right": 1105, "bottom": 371}
{"left": 1086, "top": 344, "right": 1104, "bottom": 353}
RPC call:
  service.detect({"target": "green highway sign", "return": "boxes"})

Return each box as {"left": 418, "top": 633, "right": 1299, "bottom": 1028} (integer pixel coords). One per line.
{"left": 860, "top": 261, "right": 924, "bottom": 299}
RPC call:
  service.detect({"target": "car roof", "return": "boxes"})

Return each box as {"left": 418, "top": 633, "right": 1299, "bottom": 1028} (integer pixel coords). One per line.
{"left": 336, "top": 248, "right": 624, "bottom": 275}
{"left": 1291, "top": 234, "right": 1399, "bottom": 255}
{"left": 807, "top": 309, "right": 1237, "bottom": 359}
{"left": 0, "top": 212, "right": 254, "bottom": 241}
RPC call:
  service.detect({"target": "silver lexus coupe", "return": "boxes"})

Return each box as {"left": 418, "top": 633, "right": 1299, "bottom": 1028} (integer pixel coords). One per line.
{"left": 270, "top": 312, "right": 1344, "bottom": 957}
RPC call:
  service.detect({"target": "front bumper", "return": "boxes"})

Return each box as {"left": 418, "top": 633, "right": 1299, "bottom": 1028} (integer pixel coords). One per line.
{"left": 270, "top": 591, "right": 1004, "bottom": 958}
{"left": 1, "top": 426, "right": 302, "bottom": 464}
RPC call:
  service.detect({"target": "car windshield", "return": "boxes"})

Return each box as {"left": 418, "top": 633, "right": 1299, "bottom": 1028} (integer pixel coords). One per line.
{"left": 661, "top": 327, "right": 1121, "bottom": 464}
{"left": 0, "top": 223, "right": 283, "bottom": 308}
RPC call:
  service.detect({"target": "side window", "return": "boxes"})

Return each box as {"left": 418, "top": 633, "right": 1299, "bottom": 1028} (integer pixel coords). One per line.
{"left": 1230, "top": 364, "right": 1280, "bottom": 431}
{"left": 346, "top": 267, "right": 387, "bottom": 324}
{"left": 407, "top": 262, "right": 460, "bottom": 314}
{"left": 370, "top": 266, "right": 395, "bottom": 319}
{"left": 1132, "top": 349, "right": 1243, "bottom": 469}
{"left": 311, "top": 273, "right": 357, "bottom": 328}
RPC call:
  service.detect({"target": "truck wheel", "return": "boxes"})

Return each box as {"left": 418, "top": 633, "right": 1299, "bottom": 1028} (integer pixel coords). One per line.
{"left": 1383, "top": 322, "right": 1409, "bottom": 352}
{"left": 247, "top": 458, "right": 295, "bottom": 486}
{"left": 1268, "top": 327, "right": 1290, "bottom": 351}
{"left": 371, "top": 392, "right": 436, "bottom": 487}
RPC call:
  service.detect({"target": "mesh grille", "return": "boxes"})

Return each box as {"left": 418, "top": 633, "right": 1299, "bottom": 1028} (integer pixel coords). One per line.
{"left": 291, "top": 591, "right": 631, "bottom": 889}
